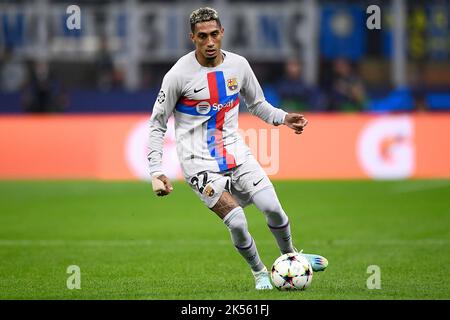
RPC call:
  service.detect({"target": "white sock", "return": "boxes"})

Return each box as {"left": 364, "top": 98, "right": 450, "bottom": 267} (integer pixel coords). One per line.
{"left": 268, "top": 220, "right": 294, "bottom": 254}
{"left": 252, "top": 188, "right": 295, "bottom": 254}
{"left": 223, "top": 207, "right": 265, "bottom": 272}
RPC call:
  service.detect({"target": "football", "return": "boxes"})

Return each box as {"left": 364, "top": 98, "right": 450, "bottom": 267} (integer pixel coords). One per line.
{"left": 270, "top": 253, "right": 313, "bottom": 290}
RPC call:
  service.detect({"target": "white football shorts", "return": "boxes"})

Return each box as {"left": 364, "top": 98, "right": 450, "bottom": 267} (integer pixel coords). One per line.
{"left": 185, "top": 154, "right": 273, "bottom": 209}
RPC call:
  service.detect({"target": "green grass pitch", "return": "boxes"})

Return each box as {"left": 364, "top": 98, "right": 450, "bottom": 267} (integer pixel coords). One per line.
{"left": 0, "top": 180, "right": 449, "bottom": 300}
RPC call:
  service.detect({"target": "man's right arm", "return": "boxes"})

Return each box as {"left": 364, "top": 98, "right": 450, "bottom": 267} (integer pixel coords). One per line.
{"left": 148, "top": 71, "right": 180, "bottom": 181}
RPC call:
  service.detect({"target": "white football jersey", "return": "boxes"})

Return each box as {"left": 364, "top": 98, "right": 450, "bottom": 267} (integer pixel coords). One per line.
{"left": 148, "top": 50, "right": 287, "bottom": 178}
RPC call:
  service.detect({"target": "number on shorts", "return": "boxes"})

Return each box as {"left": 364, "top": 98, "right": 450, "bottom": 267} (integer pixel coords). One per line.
{"left": 190, "top": 172, "right": 209, "bottom": 194}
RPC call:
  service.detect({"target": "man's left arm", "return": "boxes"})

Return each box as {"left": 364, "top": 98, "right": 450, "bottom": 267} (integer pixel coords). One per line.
{"left": 240, "top": 58, "right": 308, "bottom": 134}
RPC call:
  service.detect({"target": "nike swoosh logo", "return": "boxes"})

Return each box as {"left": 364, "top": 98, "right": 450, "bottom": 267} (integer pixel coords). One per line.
{"left": 194, "top": 87, "right": 206, "bottom": 93}
{"left": 253, "top": 178, "right": 264, "bottom": 186}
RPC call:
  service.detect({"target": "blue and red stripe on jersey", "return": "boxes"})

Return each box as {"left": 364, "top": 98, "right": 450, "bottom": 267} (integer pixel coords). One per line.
{"left": 175, "top": 71, "right": 238, "bottom": 171}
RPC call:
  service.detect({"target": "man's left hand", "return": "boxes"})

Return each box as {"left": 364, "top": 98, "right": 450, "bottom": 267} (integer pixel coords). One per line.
{"left": 284, "top": 113, "right": 308, "bottom": 134}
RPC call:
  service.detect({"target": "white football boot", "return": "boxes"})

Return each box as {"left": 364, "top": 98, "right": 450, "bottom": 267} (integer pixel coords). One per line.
{"left": 252, "top": 266, "right": 273, "bottom": 290}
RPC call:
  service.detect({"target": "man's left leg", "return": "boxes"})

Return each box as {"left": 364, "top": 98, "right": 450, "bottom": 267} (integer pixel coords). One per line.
{"left": 231, "top": 156, "right": 295, "bottom": 255}
{"left": 231, "top": 156, "right": 328, "bottom": 272}
{"left": 252, "top": 187, "right": 293, "bottom": 254}
{"left": 251, "top": 187, "right": 328, "bottom": 272}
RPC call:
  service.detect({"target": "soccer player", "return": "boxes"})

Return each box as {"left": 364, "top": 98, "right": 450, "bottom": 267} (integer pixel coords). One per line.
{"left": 148, "top": 7, "right": 328, "bottom": 290}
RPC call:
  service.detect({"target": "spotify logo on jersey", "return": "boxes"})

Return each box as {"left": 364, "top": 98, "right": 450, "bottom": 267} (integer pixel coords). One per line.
{"left": 196, "top": 101, "right": 211, "bottom": 115}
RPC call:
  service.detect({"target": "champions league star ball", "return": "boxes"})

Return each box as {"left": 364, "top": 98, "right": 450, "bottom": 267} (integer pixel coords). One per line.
{"left": 270, "top": 253, "right": 313, "bottom": 290}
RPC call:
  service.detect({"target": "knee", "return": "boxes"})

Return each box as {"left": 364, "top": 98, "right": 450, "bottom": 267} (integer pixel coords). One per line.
{"left": 255, "top": 193, "right": 284, "bottom": 217}
{"left": 264, "top": 204, "right": 288, "bottom": 227}
{"left": 260, "top": 200, "right": 283, "bottom": 216}
{"left": 252, "top": 189, "right": 288, "bottom": 226}
{"left": 252, "top": 188, "right": 283, "bottom": 214}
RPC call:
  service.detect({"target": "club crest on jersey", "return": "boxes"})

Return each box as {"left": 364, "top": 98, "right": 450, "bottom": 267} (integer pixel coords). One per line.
{"left": 227, "top": 78, "right": 238, "bottom": 91}
{"left": 195, "top": 101, "right": 211, "bottom": 115}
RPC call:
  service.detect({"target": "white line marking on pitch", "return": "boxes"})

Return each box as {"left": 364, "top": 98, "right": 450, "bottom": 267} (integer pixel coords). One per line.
{"left": 391, "top": 180, "right": 450, "bottom": 193}
{"left": 0, "top": 239, "right": 448, "bottom": 246}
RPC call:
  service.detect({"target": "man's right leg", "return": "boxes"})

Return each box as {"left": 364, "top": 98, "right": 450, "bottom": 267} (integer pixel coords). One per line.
{"left": 211, "top": 191, "right": 265, "bottom": 273}
{"left": 211, "top": 191, "right": 272, "bottom": 290}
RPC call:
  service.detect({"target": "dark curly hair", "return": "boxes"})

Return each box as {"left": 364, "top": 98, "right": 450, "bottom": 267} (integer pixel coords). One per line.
{"left": 189, "top": 7, "right": 222, "bottom": 32}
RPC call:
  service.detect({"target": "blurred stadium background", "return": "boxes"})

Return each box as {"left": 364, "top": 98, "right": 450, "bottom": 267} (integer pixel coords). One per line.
{"left": 1, "top": 0, "right": 449, "bottom": 114}
{"left": 0, "top": 0, "right": 449, "bottom": 180}
{"left": 0, "top": 0, "right": 450, "bottom": 300}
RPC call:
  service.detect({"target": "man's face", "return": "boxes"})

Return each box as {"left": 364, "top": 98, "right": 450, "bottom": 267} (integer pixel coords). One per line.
{"left": 190, "top": 20, "right": 224, "bottom": 61}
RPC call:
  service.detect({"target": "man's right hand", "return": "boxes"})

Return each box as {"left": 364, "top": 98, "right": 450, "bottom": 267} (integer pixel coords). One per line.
{"left": 152, "top": 174, "right": 173, "bottom": 196}
{"left": 284, "top": 113, "right": 308, "bottom": 135}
